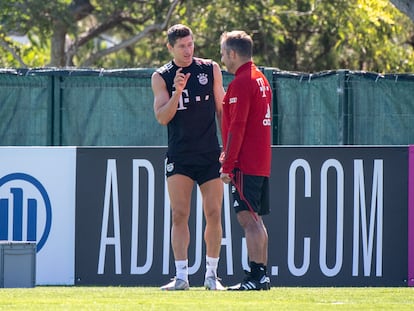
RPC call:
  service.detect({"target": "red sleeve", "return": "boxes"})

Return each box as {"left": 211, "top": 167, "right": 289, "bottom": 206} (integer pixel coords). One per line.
{"left": 221, "top": 79, "right": 250, "bottom": 174}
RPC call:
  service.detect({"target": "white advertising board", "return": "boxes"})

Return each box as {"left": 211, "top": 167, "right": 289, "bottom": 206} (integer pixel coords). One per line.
{"left": 0, "top": 147, "right": 76, "bottom": 285}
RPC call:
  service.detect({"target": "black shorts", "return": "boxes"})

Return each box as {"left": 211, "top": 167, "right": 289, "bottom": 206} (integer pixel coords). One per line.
{"left": 231, "top": 169, "right": 270, "bottom": 216}
{"left": 165, "top": 151, "right": 221, "bottom": 185}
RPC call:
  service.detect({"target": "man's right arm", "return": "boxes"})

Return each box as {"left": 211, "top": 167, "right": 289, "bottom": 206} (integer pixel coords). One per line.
{"left": 151, "top": 68, "right": 190, "bottom": 125}
{"left": 152, "top": 72, "right": 180, "bottom": 125}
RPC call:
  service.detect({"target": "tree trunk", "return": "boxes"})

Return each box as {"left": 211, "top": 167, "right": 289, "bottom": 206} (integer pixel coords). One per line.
{"left": 49, "top": 0, "right": 93, "bottom": 67}
{"left": 50, "top": 21, "right": 67, "bottom": 67}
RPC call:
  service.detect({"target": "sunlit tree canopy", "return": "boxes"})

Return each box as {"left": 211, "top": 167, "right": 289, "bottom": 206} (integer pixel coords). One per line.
{"left": 0, "top": 0, "right": 413, "bottom": 73}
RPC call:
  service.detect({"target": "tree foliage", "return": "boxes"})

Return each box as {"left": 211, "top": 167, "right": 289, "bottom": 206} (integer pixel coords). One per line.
{"left": 0, "top": 0, "right": 413, "bottom": 73}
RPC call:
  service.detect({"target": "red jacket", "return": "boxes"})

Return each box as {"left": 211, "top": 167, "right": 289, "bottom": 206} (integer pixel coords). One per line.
{"left": 221, "top": 62, "right": 272, "bottom": 176}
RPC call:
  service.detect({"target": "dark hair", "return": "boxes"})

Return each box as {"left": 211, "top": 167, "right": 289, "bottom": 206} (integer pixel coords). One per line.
{"left": 167, "top": 24, "right": 193, "bottom": 46}
{"left": 220, "top": 30, "right": 253, "bottom": 59}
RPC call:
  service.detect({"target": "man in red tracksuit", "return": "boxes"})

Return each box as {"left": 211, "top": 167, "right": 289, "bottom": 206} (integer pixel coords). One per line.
{"left": 219, "top": 30, "right": 272, "bottom": 290}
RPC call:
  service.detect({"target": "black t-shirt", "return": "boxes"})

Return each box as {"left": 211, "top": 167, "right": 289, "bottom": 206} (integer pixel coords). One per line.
{"left": 157, "top": 58, "right": 220, "bottom": 162}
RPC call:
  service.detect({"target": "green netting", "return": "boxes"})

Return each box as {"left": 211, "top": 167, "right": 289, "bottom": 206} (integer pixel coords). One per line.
{"left": 0, "top": 68, "right": 414, "bottom": 146}
{"left": 56, "top": 70, "right": 166, "bottom": 146}
{"left": 0, "top": 73, "right": 51, "bottom": 145}
{"left": 274, "top": 71, "right": 344, "bottom": 145}
{"left": 347, "top": 73, "right": 414, "bottom": 145}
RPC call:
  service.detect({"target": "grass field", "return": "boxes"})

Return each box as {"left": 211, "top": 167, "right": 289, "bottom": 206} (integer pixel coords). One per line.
{"left": 0, "top": 286, "right": 413, "bottom": 311}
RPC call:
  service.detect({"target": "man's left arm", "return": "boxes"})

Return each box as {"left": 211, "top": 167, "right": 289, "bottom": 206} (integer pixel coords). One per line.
{"left": 212, "top": 61, "right": 225, "bottom": 134}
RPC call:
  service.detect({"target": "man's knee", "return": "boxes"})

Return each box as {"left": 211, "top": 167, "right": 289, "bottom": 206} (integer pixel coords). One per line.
{"left": 236, "top": 210, "right": 257, "bottom": 228}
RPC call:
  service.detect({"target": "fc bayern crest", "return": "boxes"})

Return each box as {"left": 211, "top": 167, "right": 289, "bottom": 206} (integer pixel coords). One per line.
{"left": 166, "top": 162, "right": 174, "bottom": 173}
{"left": 197, "top": 73, "right": 208, "bottom": 85}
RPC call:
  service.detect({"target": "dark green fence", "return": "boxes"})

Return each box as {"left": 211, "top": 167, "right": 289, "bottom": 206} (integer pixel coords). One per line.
{"left": 1, "top": 68, "right": 413, "bottom": 146}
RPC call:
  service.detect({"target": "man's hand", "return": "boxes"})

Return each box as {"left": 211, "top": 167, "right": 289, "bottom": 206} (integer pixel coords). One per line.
{"left": 220, "top": 172, "right": 232, "bottom": 184}
{"left": 174, "top": 68, "right": 191, "bottom": 93}
{"left": 219, "top": 151, "right": 225, "bottom": 164}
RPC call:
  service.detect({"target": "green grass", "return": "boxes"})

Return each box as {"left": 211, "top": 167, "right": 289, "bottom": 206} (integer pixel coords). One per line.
{"left": 0, "top": 287, "right": 412, "bottom": 311}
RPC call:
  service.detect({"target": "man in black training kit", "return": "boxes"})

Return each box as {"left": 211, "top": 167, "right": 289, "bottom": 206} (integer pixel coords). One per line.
{"left": 152, "top": 24, "right": 226, "bottom": 290}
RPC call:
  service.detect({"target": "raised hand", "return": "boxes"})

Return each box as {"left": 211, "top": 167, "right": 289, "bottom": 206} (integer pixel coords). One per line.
{"left": 174, "top": 67, "right": 191, "bottom": 92}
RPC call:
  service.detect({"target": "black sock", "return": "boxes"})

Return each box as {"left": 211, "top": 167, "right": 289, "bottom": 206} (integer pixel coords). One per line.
{"left": 250, "top": 261, "right": 266, "bottom": 280}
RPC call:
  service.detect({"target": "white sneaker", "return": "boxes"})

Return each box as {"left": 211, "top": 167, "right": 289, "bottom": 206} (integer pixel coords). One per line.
{"left": 204, "top": 276, "right": 226, "bottom": 290}
{"left": 160, "top": 278, "right": 189, "bottom": 290}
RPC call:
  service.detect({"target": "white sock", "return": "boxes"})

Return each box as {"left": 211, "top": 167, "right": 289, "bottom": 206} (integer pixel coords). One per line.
{"left": 175, "top": 259, "right": 188, "bottom": 282}
{"left": 205, "top": 256, "right": 219, "bottom": 279}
